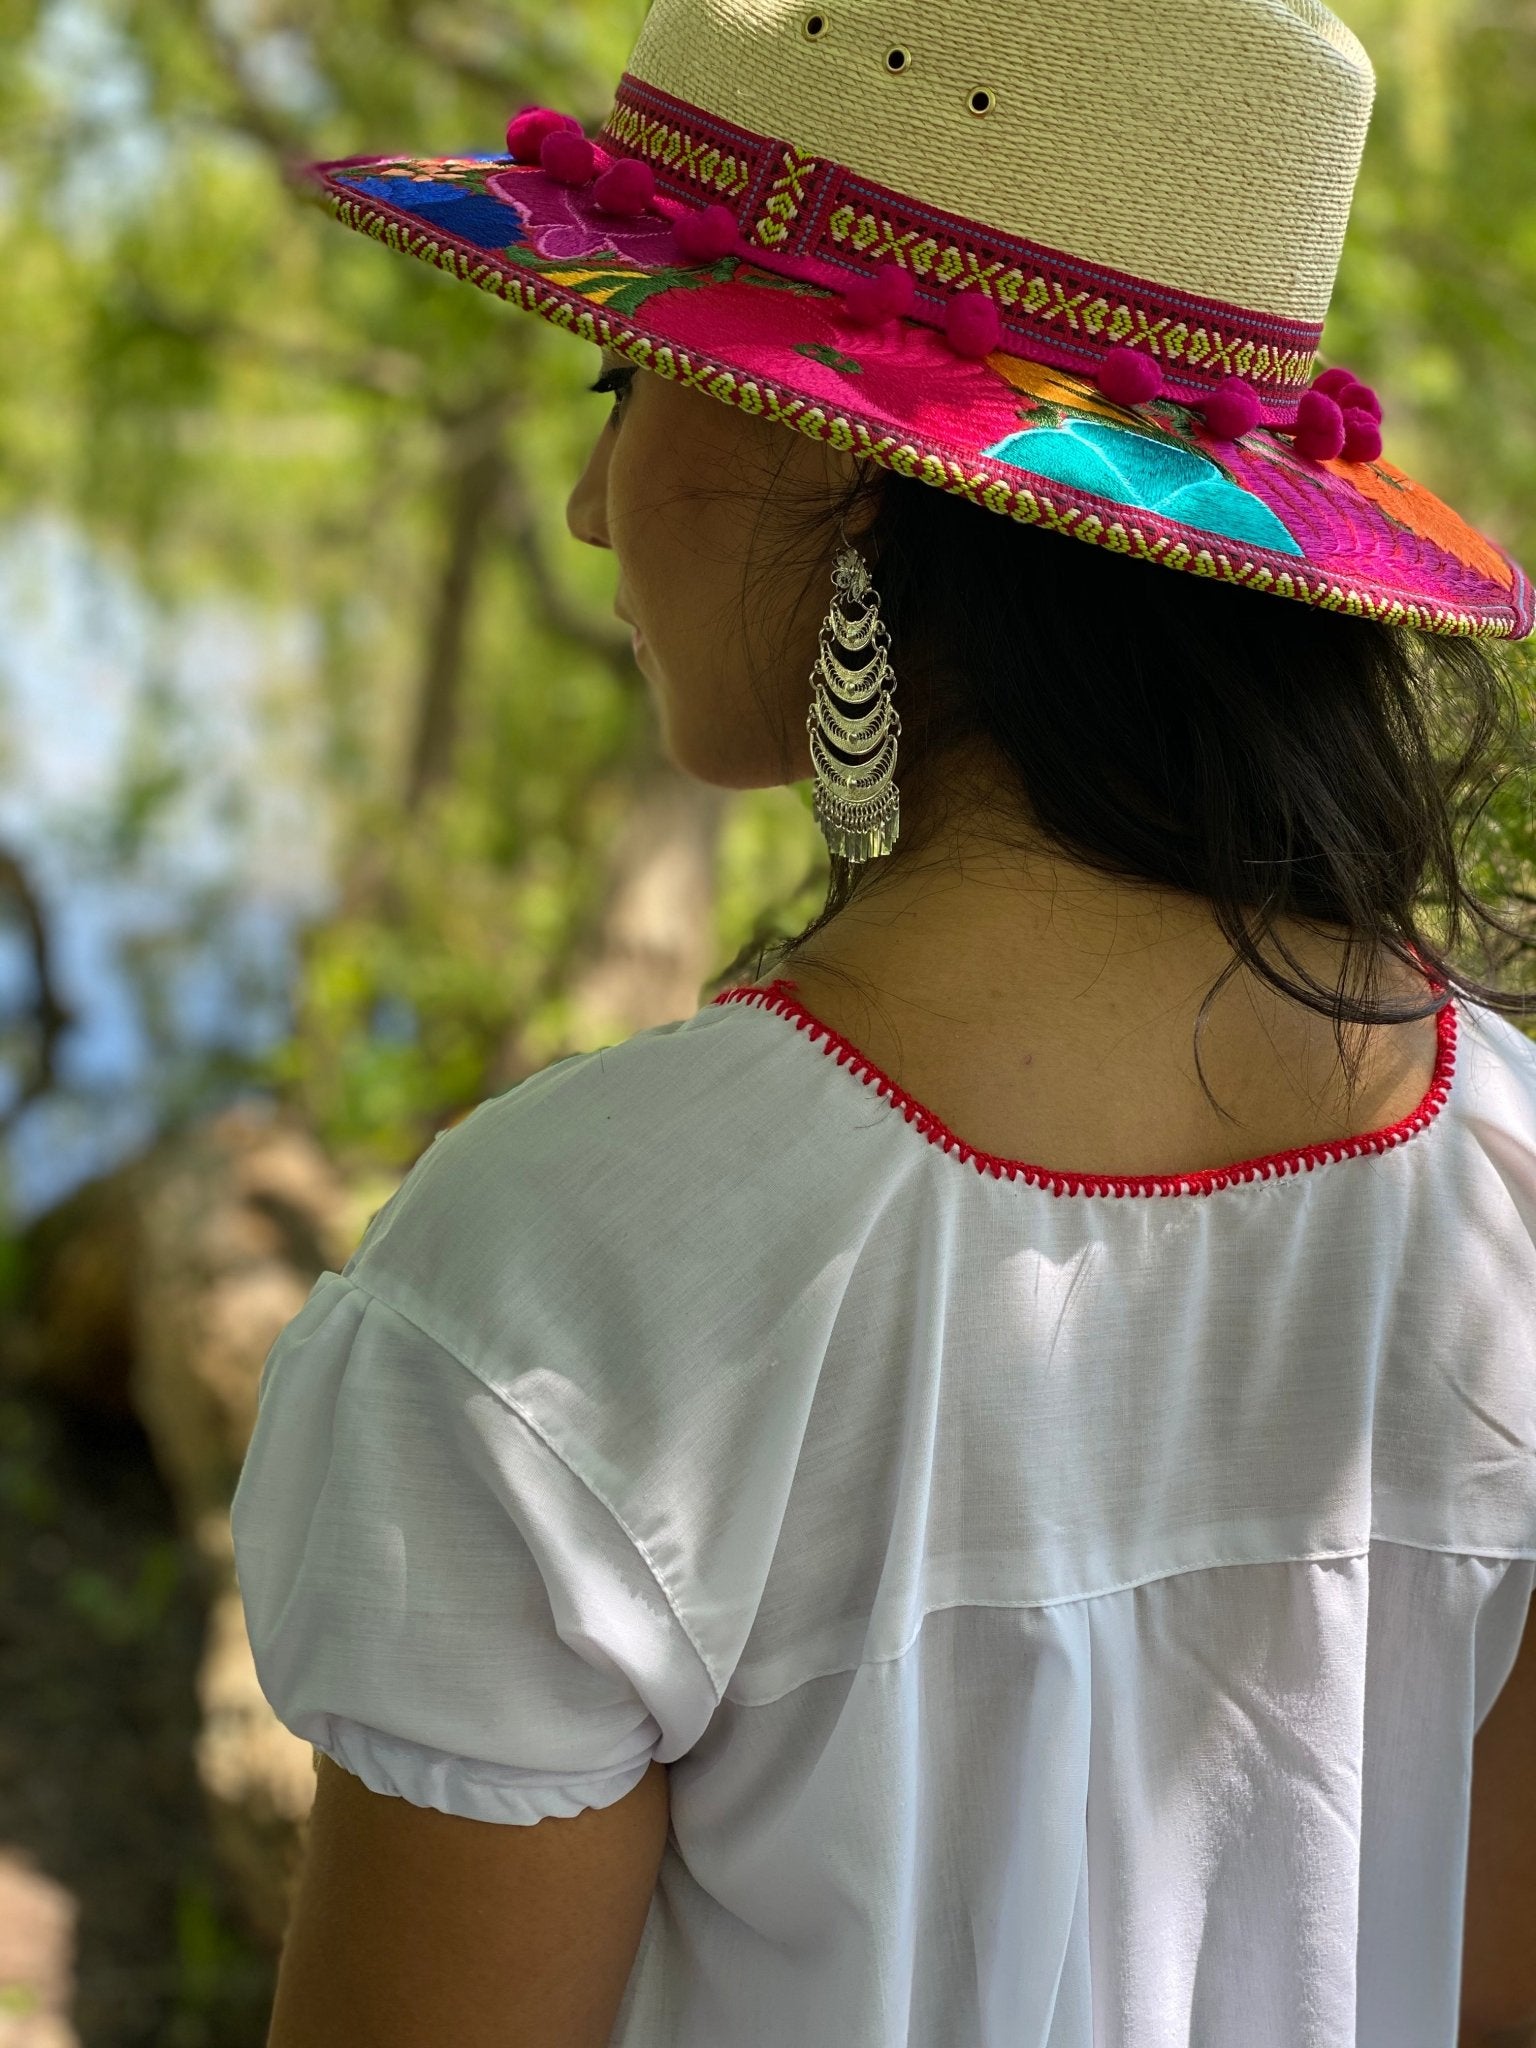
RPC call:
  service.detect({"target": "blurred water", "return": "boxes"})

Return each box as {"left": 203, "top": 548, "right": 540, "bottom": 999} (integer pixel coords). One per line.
{"left": 0, "top": 516, "right": 336, "bottom": 1224}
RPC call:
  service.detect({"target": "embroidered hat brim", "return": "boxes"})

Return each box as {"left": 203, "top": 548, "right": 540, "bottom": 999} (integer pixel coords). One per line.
{"left": 307, "top": 136, "right": 1533, "bottom": 640}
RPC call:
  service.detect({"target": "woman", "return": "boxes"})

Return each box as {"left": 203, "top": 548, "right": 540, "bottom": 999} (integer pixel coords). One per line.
{"left": 230, "top": 1, "right": 1536, "bottom": 2043}
{"left": 567, "top": 345, "right": 1458, "bottom": 1171}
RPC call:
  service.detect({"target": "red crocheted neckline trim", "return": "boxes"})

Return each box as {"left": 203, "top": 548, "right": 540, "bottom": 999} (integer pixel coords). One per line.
{"left": 709, "top": 975, "right": 1459, "bottom": 1199}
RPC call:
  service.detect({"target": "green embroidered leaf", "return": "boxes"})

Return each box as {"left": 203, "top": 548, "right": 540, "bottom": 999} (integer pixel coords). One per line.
{"left": 500, "top": 247, "right": 735, "bottom": 314}
{"left": 738, "top": 268, "right": 838, "bottom": 300}
{"left": 794, "top": 341, "right": 863, "bottom": 373}
{"left": 590, "top": 260, "right": 736, "bottom": 315}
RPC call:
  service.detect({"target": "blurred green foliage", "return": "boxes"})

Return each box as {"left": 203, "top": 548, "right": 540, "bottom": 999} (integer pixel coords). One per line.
{"left": 0, "top": 0, "right": 1532, "bottom": 1177}
{"left": 62, "top": 1537, "right": 182, "bottom": 1645}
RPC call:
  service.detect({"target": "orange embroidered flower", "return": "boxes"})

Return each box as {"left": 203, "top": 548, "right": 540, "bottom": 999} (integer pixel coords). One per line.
{"left": 987, "top": 352, "right": 1145, "bottom": 429}
{"left": 1322, "top": 457, "right": 1516, "bottom": 591}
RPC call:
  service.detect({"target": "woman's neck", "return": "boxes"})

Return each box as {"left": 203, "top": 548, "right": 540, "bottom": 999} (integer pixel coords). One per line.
{"left": 759, "top": 847, "right": 1441, "bottom": 1174}
{"left": 792, "top": 842, "right": 1424, "bottom": 1015}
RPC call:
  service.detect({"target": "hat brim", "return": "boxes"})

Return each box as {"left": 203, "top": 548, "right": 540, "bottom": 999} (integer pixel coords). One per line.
{"left": 307, "top": 150, "right": 1534, "bottom": 640}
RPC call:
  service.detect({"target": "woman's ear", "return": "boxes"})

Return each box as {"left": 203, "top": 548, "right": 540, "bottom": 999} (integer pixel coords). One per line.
{"left": 833, "top": 460, "right": 885, "bottom": 546}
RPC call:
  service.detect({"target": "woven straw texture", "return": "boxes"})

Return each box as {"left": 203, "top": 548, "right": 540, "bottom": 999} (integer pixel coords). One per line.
{"left": 625, "top": 0, "right": 1375, "bottom": 322}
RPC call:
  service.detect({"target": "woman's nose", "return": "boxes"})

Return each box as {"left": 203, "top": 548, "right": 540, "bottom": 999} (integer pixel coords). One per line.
{"left": 566, "top": 440, "right": 612, "bottom": 551}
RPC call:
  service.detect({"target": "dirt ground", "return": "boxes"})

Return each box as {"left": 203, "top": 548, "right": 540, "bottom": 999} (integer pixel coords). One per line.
{"left": 0, "top": 1381, "right": 277, "bottom": 2048}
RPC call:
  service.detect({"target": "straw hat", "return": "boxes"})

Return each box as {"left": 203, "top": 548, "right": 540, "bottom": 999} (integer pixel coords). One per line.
{"left": 307, "top": 0, "right": 1533, "bottom": 639}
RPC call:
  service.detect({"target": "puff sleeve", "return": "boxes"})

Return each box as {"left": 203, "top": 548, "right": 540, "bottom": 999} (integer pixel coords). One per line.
{"left": 229, "top": 1264, "right": 714, "bottom": 1824}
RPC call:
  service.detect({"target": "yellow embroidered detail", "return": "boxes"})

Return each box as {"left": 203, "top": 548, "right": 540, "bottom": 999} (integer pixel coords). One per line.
{"left": 754, "top": 145, "right": 819, "bottom": 249}
{"left": 603, "top": 101, "right": 751, "bottom": 197}
{"left": 824, "top": 207, "right": 1317, "bottom": 389}
{"left": 324, "top": 192, "right": 1509, "bottom": 643}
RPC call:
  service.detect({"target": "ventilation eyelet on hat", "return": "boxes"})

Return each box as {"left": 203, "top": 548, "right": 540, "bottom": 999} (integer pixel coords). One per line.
{"left": 307, "top": 0, "right": 1536, "bottom": 641}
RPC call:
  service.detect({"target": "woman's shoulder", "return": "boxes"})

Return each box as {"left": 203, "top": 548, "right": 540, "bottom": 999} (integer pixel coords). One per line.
{"left": 338, "top": 994, "right": 825, "bottom": 1329}
{"left": 401, "top": 996, "right": 788, "bottom": 1177}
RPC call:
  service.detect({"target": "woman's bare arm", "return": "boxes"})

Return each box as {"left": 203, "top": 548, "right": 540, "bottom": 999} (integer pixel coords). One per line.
{"left": 1461, "top": 1594, "right": 1536, "bottom": 2040}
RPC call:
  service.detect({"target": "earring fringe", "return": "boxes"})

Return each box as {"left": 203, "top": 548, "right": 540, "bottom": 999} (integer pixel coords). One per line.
{"left": 808, "top": 542, "right": 901, "bottom": 864}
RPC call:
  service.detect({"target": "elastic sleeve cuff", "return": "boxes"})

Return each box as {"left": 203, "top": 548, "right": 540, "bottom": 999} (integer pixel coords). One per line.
{"left": 306, "top": 1710, "right": 657, "bottom": 1824}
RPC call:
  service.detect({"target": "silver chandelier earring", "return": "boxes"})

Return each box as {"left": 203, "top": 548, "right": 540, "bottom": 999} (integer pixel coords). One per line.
{"left": 807, "top": 531, "right": 901, "bottom": 865}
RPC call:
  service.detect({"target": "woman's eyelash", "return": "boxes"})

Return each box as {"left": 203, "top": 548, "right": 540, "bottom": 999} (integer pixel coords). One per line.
{"left": 588, "top": 367, "right": 635, "bottom": 407}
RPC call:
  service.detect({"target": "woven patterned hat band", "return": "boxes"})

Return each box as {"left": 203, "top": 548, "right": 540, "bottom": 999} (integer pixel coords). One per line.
{"left": 593, "top": 0, "right": 1377, "bottom": 422}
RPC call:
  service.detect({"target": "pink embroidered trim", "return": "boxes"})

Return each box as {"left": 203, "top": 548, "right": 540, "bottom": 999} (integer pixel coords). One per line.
{"left": 710, "top": 976, "right": 1459, "bottom": 1199}
{"left": 601, "top": 74, "right": 1324, "bottom": 417}
{"left": 310, "top": 180, "right": 1533, "bottom": 637}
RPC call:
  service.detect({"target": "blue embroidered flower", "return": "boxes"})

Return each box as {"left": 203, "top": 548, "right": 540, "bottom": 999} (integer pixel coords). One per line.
{"left": 336, "top": 176, "right": 471, "bottom": 204}
{"left": 336, "top": 176, "right": 525, "bottom": 252}
{"left": 980, "top": 419, "right": 1303, "bottom": 557}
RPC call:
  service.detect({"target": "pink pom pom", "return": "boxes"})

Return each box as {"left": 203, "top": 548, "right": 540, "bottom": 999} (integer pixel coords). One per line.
{"left": 506, "top": 107, "right": 581, "bottom": 162}
{"left": 593, "top": 158, "right": 656, "bottom": 215}
{"left": 1292, "top": 389, "right": 1346, "bottom": 461}
{"left": 880, "top": 267, "right": 916, "bottom": 319}
{"left": 945, "top": 294, "right": 1001, "bottom": 357}
{"left": 540, "top": 130, "right": 596, "bottom": 184}
{"left": 1340, "top": 407, "right": 1383, "bottom": 463}
{"left": 1310, "top": 365, "right": 1357, "bottom": 401}
{"left": 1097, "top": 347, "right": 1164, "bottom": 406}
{"left": 673, "top": 203, "right": 739, "bottom": 261}
{"left": 840, "top": 264, "right": 916, "bottom": 326}
{"left": 1200, "top": 375, "right": 1263, "bottom": 441}
{"left": 1336, "top": 379, "right": 1382, "bottom": 422}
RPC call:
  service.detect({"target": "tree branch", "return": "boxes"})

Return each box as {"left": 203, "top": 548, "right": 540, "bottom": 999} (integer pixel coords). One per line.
{"left": 0, "top": 847, "right": 73, "bottom": 1133}
{"left": 194, "top": 3, "right": 312, "bottom": 161}
{"left": 120, "top": 287, "right": 428, "bottom": 405}
{"left": 393, "top": 3, "right": 611, "bottom": 117}
{"left": 403, "top": 396, "right": 511, "bottom": 811}
{"left": 398, "top": 12, "right": 536, "bottom": 99}
{"left": 494, "top": 460, "right": 636, "bottom": 671}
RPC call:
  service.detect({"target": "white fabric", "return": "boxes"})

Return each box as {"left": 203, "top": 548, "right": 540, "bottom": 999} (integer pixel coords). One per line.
{"left": 230, "top": 988, "right": 1536, "bottom": 2048}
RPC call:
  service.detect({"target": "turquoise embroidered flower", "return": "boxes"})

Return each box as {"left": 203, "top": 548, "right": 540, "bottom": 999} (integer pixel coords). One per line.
{"left": 980, "top": 419, "right": 1303, "bottom": 557}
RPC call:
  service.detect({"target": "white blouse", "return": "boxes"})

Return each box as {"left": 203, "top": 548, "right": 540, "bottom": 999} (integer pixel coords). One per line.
{"left": 230, "top": 975, "right": 1536, "bottom": 2048}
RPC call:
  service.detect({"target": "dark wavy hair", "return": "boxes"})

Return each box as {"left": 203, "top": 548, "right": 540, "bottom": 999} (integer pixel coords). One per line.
{"left": 705, "top": 444, "right": 1536, "bottom": 1120}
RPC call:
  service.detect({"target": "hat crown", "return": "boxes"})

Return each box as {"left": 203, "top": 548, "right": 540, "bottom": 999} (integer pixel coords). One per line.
{"left": 620, "top": 0, "right": 1376, "bottom": 325}
{"left": 305, "top": 0, "right": 1531, "bottom": 639}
